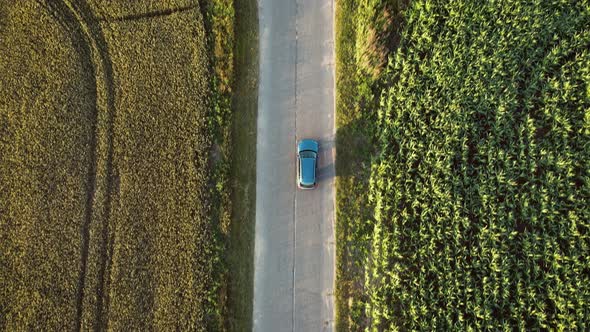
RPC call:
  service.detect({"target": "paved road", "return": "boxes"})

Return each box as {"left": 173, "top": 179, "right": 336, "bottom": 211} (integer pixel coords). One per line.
{"left": 253, "top": 0, "right": 335, "bottom": 330}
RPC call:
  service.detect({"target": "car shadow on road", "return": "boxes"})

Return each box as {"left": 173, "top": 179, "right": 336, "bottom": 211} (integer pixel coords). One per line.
{"left": 306, "top": 115, "right": 375, "bottom": 185}
{"left": 316, "top": 137, "right": 336, "bottom": 184}
{"left": 317, "top": 163, "right": 335, "bottom": 183}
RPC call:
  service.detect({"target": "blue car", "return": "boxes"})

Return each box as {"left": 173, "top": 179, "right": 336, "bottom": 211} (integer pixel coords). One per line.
{"left": 297, "top": 139, "right": 319, "bottom": 189}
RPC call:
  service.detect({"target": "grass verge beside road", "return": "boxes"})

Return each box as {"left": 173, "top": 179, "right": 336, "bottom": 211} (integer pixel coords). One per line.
{"left": 226, "top": 0, "right": 258, "bottom": 330}
{"left": 334, "top": 0, "right": 378, "bottom": 330}
{"left": 203, "top": 0, "right": 258, "bottom": 329}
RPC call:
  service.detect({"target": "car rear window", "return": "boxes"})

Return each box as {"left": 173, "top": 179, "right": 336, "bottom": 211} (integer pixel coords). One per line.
{"left": 300, "top": 151, "right": 316, "bottom": 158}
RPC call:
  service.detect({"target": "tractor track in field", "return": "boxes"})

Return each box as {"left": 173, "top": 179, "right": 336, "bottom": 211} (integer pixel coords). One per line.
{"left": 40, "top": 1, "right": 117, "bottom": 330}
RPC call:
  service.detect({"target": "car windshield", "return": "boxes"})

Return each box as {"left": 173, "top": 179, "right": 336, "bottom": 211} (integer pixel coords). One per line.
{"left": 300, "top": 151, "right": 316, "bottom": 159}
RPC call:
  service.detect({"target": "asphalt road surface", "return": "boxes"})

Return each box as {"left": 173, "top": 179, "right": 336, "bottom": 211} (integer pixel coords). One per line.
{"left": 253, "top": 0, "right": 335, "bottom": 330}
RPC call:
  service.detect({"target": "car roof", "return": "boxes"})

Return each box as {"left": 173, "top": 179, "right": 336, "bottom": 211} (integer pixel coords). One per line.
{"left": 300, "top": 157, "right": 316, "bottom": 185}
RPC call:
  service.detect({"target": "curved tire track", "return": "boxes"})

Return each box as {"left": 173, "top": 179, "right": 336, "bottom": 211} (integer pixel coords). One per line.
{"left": 40, "top": 1, "right": 117, "bottom": 331}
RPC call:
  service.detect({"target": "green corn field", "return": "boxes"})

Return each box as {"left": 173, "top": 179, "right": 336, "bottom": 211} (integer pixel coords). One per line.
{"left": 337, "top": 0, "right": 590, "bottom": 330}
